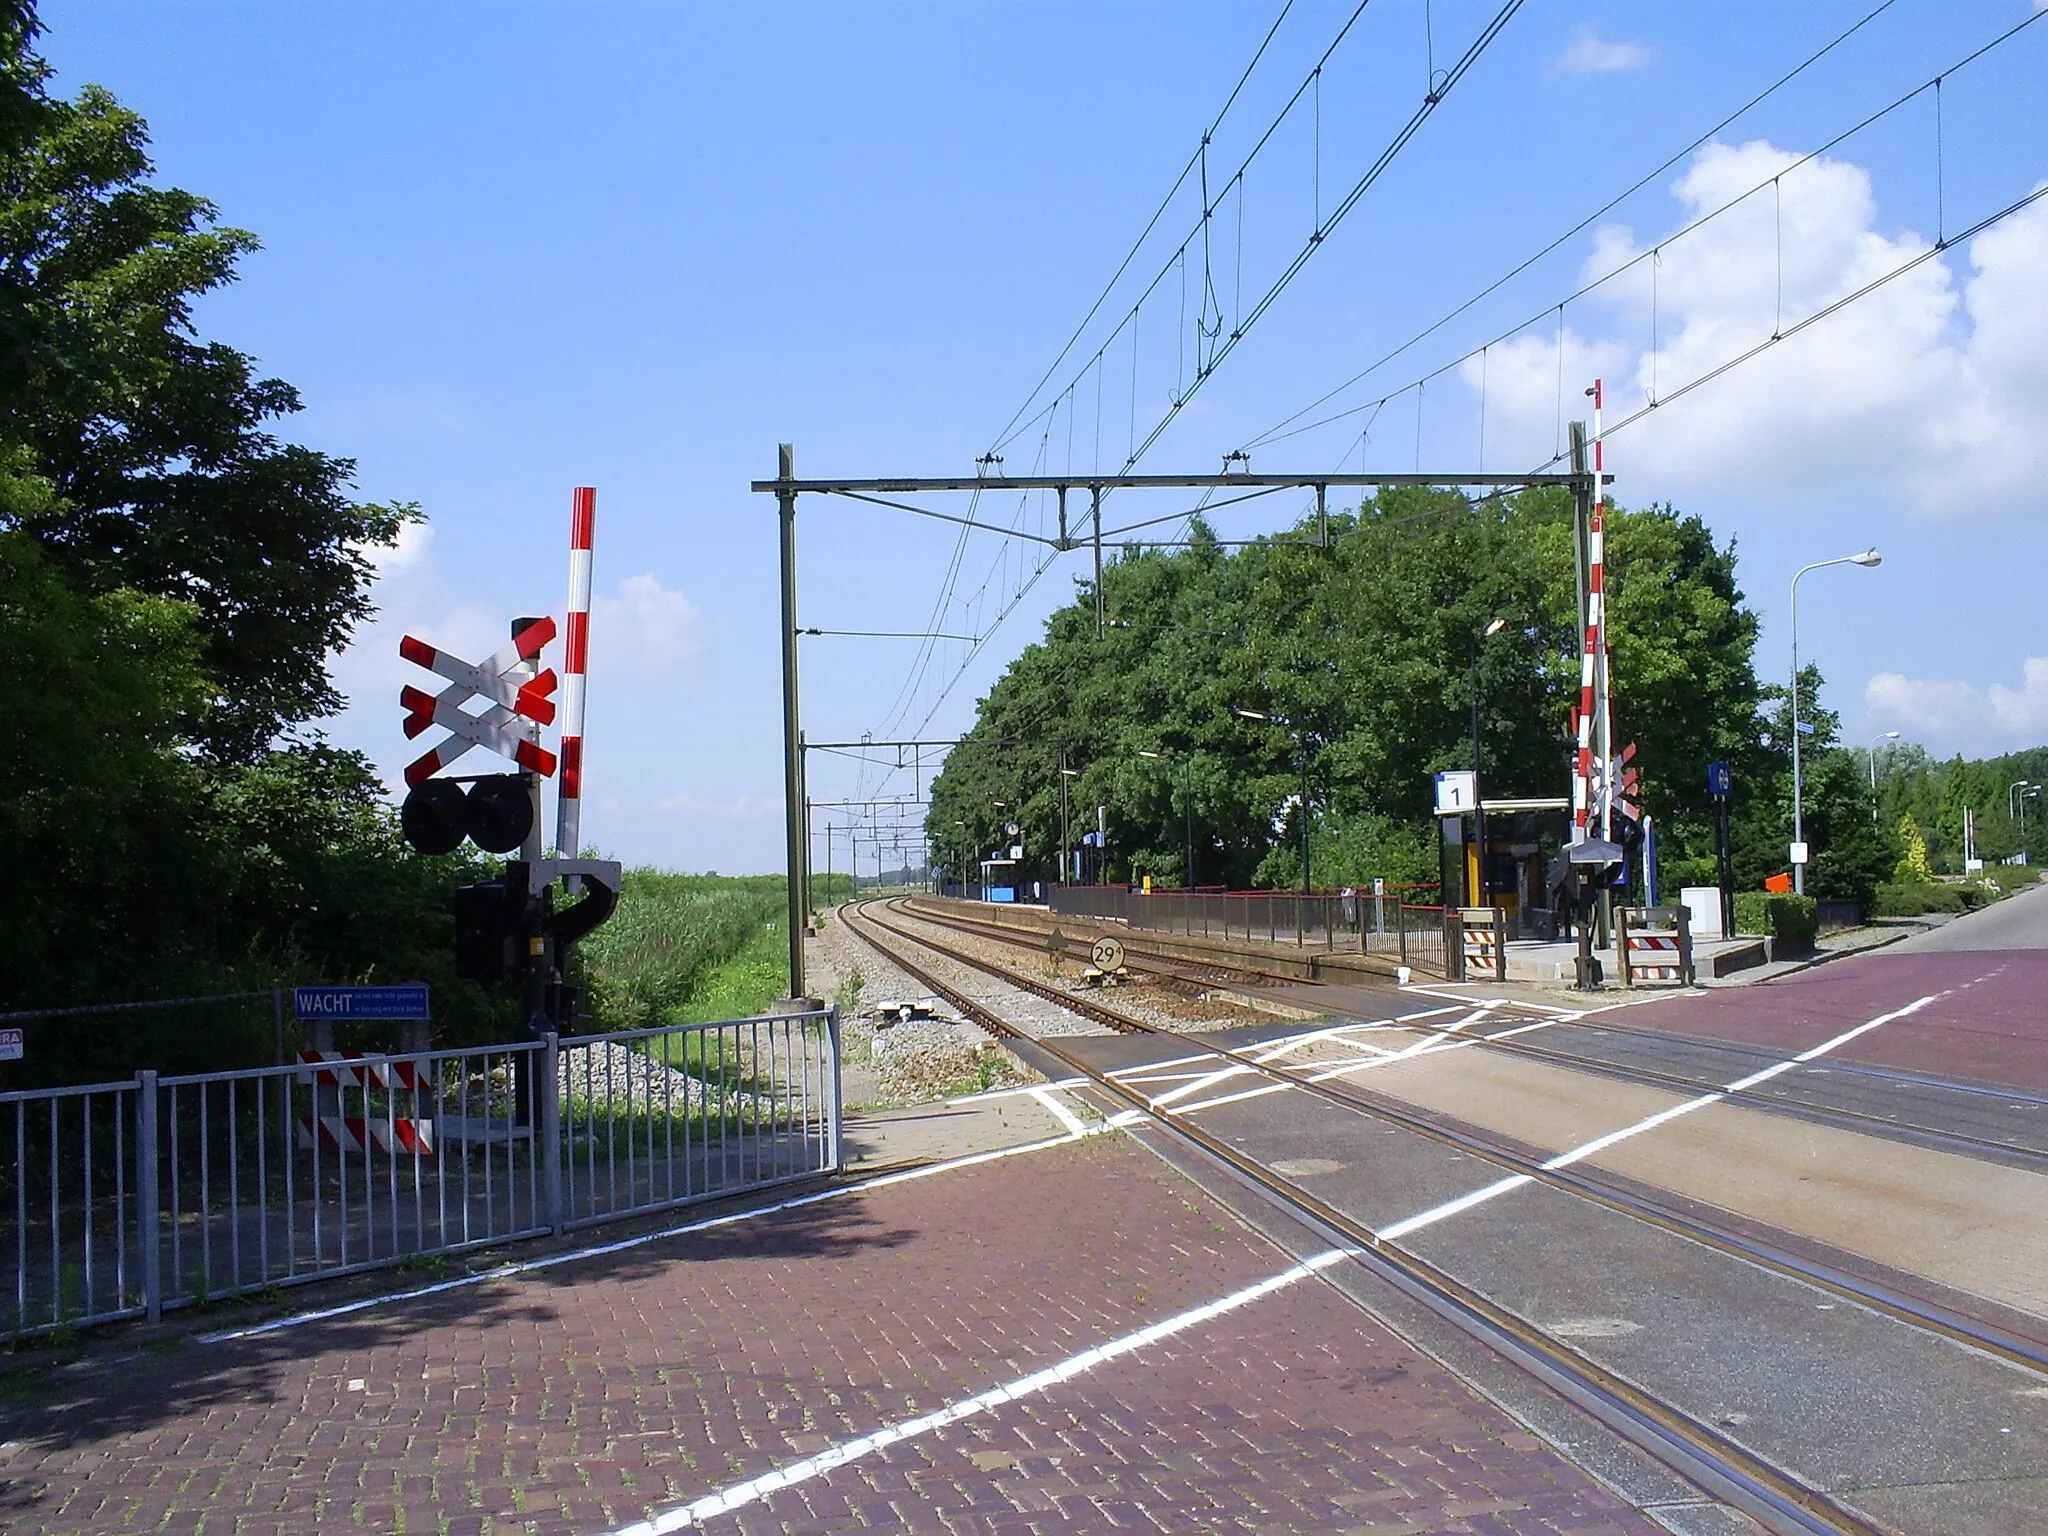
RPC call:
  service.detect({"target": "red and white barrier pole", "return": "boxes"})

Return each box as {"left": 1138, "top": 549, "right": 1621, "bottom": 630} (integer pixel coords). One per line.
{"left": 557, "top": 487, "right": 595, "bottom": 858}
{"left": 1572, "top": 379, "right": 1606, "bottom": 843}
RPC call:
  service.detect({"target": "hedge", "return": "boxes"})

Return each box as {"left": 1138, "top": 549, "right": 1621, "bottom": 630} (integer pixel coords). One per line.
{"left": 1732, "top": 891, "right": 1818, "bottom": 946}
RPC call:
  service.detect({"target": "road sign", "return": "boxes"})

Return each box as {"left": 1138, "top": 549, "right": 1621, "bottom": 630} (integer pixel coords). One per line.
{"left": 1789, "top": 841, "right": 1810, "bottom": 866}
{"left": 1434, "top": 770, "right": 1477, "bottom": 815}
{"left": 293, "top": 984, "right": 431, "bottom": 1022}
{"left": 1091, "top": 936, "right": 1125, "bottom": 971}
{"left": 399, "top": 620, "right": 560, "bottom": 786}
{"left": 1707, "top": 761, "right": 1732, "bottom": 799}
{"left": 0, "top": 1028, "right": 20, "bottom": 1061}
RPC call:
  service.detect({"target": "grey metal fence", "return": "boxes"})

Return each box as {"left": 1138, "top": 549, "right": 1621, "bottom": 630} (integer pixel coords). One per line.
{"left": 1047, "top": 886, "right": 1450, "bottom": 973}
{"left": 0, "top": 1008, "right": 840, "bottom": 1339}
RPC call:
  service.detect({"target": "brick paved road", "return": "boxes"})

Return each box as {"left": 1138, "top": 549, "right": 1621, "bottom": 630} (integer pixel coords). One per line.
{"left": 1605, "top": 950, "right": 2046, "bottom": 1091}
{"left": 0, "top": 1133, "right": 1666, "bottom": 1535}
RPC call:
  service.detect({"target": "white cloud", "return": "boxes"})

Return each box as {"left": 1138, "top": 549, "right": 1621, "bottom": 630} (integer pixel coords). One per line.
{"left": 1552, "top": 25, "right": 1655, "bottom": 76}
{"left": 591, "top": 572, "right": 706, "bottom": 671}
{"left": 1464, "top": 142, "right": 2048, "bottom": 519}
{"left": 654, "top": 792, "right": 781, "bottom": 821}
{"left": 1865, "top": 658, "right": 2048, "bottom": 748}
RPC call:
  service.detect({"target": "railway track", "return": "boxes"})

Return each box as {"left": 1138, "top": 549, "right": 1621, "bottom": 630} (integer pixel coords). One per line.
{"left": 841, "top": 897, "right": 2048, "bottom": 1536}
{"left": 893, "top": 894, "right": 2048, "bottom": 1168}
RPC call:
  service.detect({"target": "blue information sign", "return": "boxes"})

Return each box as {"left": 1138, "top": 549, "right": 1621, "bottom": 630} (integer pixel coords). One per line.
{"left": 1707, "top": 761, "right": 1732, "bottom": 799}
{"left": 293, "top": 983, "right": 430, "bottom": 1021}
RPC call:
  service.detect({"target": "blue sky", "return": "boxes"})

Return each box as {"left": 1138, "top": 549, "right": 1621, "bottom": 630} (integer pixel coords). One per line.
{"left": 43, "top": 1, "right": 2048, "bottom": 875}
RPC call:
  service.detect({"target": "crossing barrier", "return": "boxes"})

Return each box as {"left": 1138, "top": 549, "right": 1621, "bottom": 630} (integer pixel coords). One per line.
{"left": 1617, "top": 906, "right": 1694, "bottom": 986}
{"left": 1455, "top": 907, "right": 1509, "bottom": 981}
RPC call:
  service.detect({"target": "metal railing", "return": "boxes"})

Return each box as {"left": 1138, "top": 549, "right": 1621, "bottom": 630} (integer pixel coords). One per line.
{"left": 1047, "top": 885, "right": 1450, "bottom": 974}
{"left": 0, "top": 1008, "right": 840, "bottom": 1339}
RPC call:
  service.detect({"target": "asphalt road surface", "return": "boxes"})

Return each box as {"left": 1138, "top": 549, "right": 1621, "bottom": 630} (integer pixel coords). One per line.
{"left": 1889, "top": 874, "right": 2048, "bottom": 951}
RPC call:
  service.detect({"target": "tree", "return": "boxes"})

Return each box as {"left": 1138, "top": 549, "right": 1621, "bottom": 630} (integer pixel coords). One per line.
{"left": 0, "top": 3, "right": 410, "bottom": 761}
{"left": 930, "top": 489, "right": 1774, "bottom": 895}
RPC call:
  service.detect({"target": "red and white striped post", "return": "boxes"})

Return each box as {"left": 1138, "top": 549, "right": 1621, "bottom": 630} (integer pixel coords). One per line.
{"left": 1572, "top": 380, "right": 1609, "bottom": 843}
{"left": 556, "top": 487, "right": 595, "bottom": 859}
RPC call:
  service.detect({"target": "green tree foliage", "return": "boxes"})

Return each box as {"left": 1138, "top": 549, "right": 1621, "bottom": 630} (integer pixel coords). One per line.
{"left": 0, "top": 7, "right": 496, "bottom": 1080}
{"left": 0, "top": 3, "right": 411, "bottom": 761}
{"left": 1895, "top": 813, "right": 1935, "bottom": 884}
{"left": 931, "top": 490, "right": 1778, "bottom": 896}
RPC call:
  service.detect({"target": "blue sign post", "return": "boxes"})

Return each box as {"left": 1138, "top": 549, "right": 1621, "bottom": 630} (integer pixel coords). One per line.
{"left": 293, "top": 984, "right": 430, "bottom": 1021}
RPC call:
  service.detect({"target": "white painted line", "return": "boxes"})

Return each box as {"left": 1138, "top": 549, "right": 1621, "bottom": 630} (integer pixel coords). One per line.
{"left": 200, "top": 1117, "right": 1142, "bottom": 1345}
{"left": 1027, "top": 1084, "right": 1089, "bottom": 1137}
{"left": 604, "top": 1247, "right": 1354, "bottom": 1535}
{"left": 1375, "top": 990, "right": 1947, "bottom": 1237}
{"left": 946, "top": 1078, "right": 1087, "bottom": 1105}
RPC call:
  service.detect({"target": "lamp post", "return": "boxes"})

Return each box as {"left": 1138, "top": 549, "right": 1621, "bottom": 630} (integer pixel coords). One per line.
{"left": 1470, "top": 617, "right": 1507, "bottom": 905}
{"left": 1869, "top": 731, "right": 1900, "bottom": 822}
{"left": 1233, "top": 707, "right": 1310, "bottom": 897}
{"left": 2010, "top": 779, "right": 2035, "bottom": 823}
{"left": 1138, "top": 750, "right": 1196, "bottom": 888}
{"left": 1059, "top": 765, "right": 1079, "bottom": 887}
{"left": 1790, "top": 549, "right": 1881, "bottom": 895}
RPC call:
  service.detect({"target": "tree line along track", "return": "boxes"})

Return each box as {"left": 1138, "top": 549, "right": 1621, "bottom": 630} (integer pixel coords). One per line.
{"left": 888, "top": 895, "right": 2048, "bottom": 1169}
{"left": 839, "top": 898, "right": 1907, "bottom": 1536}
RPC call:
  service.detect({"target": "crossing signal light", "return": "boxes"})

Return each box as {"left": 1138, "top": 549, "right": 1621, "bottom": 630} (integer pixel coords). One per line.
{"left": 454, "top": 873, "right": 528, "bottom": 983}
{"left": 401, "top": 775, "right": 535, "bottom": 855}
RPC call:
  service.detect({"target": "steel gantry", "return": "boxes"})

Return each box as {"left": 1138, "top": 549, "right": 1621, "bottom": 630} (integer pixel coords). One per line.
{"left": 757, "top": 451, "right": 1601, "bottom": 997}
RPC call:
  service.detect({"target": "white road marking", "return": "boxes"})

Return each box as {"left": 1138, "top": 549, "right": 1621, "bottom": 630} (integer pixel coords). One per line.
{"left": 604, "top": 1247, "right": 1355, "bottom": 1534}
{"left": 1374, "top": 991, "right": 1947, "bottom": 1238}
{"left": 1027, "top": 1084, "right": 1089, "bottom": 1136}
{"left": 946, "top": 1078, "right": 1087, "bottom": 1105}
{"left": 199, "top": 1111, "right": 1146, "bottom": 1345}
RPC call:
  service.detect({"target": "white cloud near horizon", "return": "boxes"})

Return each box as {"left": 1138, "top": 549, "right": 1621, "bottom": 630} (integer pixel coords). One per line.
{"left": 1866, "top": 658, "right": 2048, "bottom": 749}
{"left": 325, "top": 534, "right": 709, "bottom": 795}
{"left": 653, "top": 792, "right": 781, "bottom": 821}
{"left": 1552, "top": 25, "right": 1655, "bottom": 76}
{"left": 1465, "top": 141, "right": 2048, "bottom": 520}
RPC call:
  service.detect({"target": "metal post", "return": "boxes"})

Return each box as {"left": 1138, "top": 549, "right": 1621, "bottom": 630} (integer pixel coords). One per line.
{"left": 271, "top": 987, "right": 285, "bottom": 1066}
{"left": 826, "top": 1005, "right": 844, "bottom": 1172}
{"left": 1091, "top": 487, "right": 1104, "bottom": 638}
{"left": 1298, "top": 738, "right": 1310, "bottom": 901}
{"left": 1470, "top": 640, "right": 1485, "bottom": 908}
{"left": 1790, "top": 569, "right": 1805, "bottom": 897}
{"left": 539, "top": 1033, "right": 562, "bottom": 1235}
{"left": 1183, "top": 757, "right": 1195, "bottom": 889}
{"left": 777, "top": 443, "right": 808, "bottom": 999}
{"left": 135, "top": 1071, "right": 159, "bottom": 1323}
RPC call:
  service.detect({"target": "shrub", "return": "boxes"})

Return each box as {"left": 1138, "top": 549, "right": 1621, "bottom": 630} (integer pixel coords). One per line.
{"left": 1870, "top": 882, "right": 1964, "bottom": 917}
{"left": 1733, "top": 891, "right": 1817, "bottom": 945}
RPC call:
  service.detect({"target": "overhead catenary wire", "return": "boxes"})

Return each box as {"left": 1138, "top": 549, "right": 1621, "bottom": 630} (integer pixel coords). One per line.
{"left": 1240, "top": 0, "right": 1908, "bottom": 454}
{"left": 1240, "top": 6, "right": 2047, "bottom": 457}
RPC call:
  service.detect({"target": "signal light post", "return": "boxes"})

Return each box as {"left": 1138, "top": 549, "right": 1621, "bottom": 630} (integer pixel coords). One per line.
{"left": 396, "top": 490, "right": 621, "bottom": 1041}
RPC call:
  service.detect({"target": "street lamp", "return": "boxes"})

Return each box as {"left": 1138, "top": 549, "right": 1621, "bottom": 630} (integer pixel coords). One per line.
{"left": 1869, "top": 731, "right": 1900, "bottom": 822}
{"left": 1138, "top": 750, "right": 1196, "bottom": 888}
{"left": 2009, "top": 779, "right": 2035, "bottom": 823}
{"left": 1232, "top": 707, "right": 1311, "bottom": 897}
{"left": 1059, "top": 765, "right": 1080, "bottom": 887}
{"left": 1789, "top": 548, "right": 1881, "bottom": 895}
{"left": 1470, "top": 617, "right": 1507, "bottom": 905}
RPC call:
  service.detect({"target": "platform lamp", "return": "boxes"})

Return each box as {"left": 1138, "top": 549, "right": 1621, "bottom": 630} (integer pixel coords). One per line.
{"left": 1790, "top": 549, "right": 1881, "bottom": 894}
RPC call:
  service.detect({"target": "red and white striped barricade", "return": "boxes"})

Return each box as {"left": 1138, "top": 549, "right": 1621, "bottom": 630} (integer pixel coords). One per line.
{"left": 296, "top": 1051, "right": 436, "bottom": 1155}
{"left": 1456, "top": 907, "right": 1508, "bottom": 981}
{"left": 557, "top": 486, "right": 595, "bottom": 861}
{"left": 1617, "top": 906, "right": 1694, "bottom": 987}
{"left": 296, "top": 1114, "right": 436, "bottom": 1155}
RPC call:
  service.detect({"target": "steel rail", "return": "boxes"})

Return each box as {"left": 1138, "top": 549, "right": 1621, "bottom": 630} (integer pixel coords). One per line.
{"left": 894, "top": 897, "right": 2048, "bottom": 1166}
{"left": 856, "top": 899, "right": 2048, "bottom": 1380}
{"left": 839, "top": 900, "right": 1890, "bottom": 1536}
